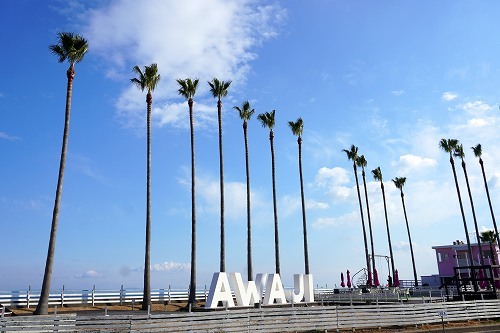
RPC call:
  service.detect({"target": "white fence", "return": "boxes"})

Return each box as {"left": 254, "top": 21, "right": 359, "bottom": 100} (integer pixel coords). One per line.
{"left": 1, "top": 299, "right": 500, "bottom": 332}
{"left": 0, "top": 286, "right": 209, "bottom": 308}
{"left": 0, "top": 286, "right": 417, "bottom": 308}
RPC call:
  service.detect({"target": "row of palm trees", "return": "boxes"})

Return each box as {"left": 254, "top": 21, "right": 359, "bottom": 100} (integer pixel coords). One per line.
{"left": 342, "top": 145, "right": 419, "bottom": 287}
{"left": 439, "top": 139, "right": 498, "bottom": 272}
{"left": 37, "top": 32, "right": 312, "bottom": 313}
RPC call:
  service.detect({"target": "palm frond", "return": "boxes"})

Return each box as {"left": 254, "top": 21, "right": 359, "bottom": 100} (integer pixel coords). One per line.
{"left": 471, "top": 143, "right": 482, "bottom": 158}
{"left": 453, "top": 144, "right": 465, "bottom": 159}
{"left": 356, "top": 155, "right": 367, "bottom": 168}
{"left": 372, "top": 166, "right": 383, "bottom": 181}
{"left": 50, "top": 32, "right": 89, "bottom": 65}
{"left": 257, "top": 110, "right": 276, "bottom": 129}
{"left": 208, "top": 78, "right": 231, "bottom": 99}
{"left": 234, "top": 101, "right": 254, "bottom": 121}
{"left": 392, "top": 176, "right": 406, "bottom": 190}
{"left": 288, "top": 117, "right": 303, "bottom": 137}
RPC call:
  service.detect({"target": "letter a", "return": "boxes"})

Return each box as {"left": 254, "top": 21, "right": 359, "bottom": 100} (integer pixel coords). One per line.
{"left": 205, "top": 272, "right": 235, "bottom": 309}
{"left": 263, "top": 273, "right": 287, "bottom": 305}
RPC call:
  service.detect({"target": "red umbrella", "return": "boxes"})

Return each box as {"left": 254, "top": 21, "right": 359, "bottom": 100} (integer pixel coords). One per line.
{"left": 346, "top": 270, "right": 352, "bottom": 288}
{"left": 340, "top": 272, "right": 345, "bottom": 288}
{"left": 394, "top": 269, "right": 400, "bottom": 287}
{"left": 373, "top": 268, "right": 380, "bottom": 287}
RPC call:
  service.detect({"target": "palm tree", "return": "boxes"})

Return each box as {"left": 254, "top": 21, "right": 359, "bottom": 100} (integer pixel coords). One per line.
{"left": 342, "top": 145, "right": 371, "bottom": 285}
{"left": 372, "top": 167, "right": 396, "bottom": 286}
{"left": 439, "top": 139, "right": 476, "bottom": 290}
{"left": 35, "top": 32, "right": 89, "bottom": 315}
{"left": 257, "top": 110, "right": 281, "bottom": 275}
{"left": 131, "top": 63, "right": 160, "bottom": 310}
{"left": 177, "top": 78, "right": 199, "bottom": 306}
{"left": 392, "top": 177, "right": 418, "bottom": 287}
{"left": 208, "top": 78, "right": 231, "bottom": 273}
{"left": 454, "top": 144, "right": 484, "bottom": 265}
{"left": 234, "top": 101, "right": 255, "bottom": 281}
{"left": 479, "top": 230, "right": 499, "bottom": 266}
{"left": 356, "top": 155, "right": 375, "bottom": 286}
{"left": 288, "top": 117, "right": 310, "bottom": 274}
{"left": 472, "top": 144, "right": 499, "bottom": 248}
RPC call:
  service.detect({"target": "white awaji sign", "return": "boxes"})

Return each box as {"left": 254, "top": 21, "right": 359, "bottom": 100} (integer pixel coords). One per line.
{"left": 205, "top": 272, "right": 314, "bottom": 309}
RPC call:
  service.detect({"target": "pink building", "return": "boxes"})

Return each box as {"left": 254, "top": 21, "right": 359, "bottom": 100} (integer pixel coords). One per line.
{"left": 421, "top": 240, "right": 499, "bottom": 287}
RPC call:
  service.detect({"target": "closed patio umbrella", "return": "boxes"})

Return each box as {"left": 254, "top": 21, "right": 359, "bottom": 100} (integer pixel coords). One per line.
{"left": 346, "top": 270, "right": 352, "bottom": 288}
{"left": 394, "top": 269, "right": 400, "bottom": 287}
{"left": 373, "top": 268, "right": 380, "bottom": 287}
{"left": 340, "top": 272, "right": 345, "bottom": 288}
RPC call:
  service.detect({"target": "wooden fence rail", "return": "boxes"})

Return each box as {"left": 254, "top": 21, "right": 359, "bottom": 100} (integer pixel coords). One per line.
{"left": 2, "top": 299, "right": 500, "bottom": 332}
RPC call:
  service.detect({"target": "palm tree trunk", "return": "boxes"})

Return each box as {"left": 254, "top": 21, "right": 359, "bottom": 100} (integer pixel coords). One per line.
{"left": 142, "top": 92, "right": 152, "bottom": 310}
{"left": 35, "top": 65, "right": 75, "bottom": 315}
{"left": 217, "top": 100, "right": 225, "bottom": 273}
{"left": 244, "top": 122, "right": 252, "bottom": 281}
{"left": 298, "top": 137, "right": 309, "bottom": 275}
{"left": 381, "top": 183, "right": 396, "bottom": 284}
{"left": 401, "top": 191, "right": 418, "bottom": 287}
{"left": 461, "top": 160, "right": 484, "bottom": 265}
{"left": 270, "top": 131, "right": 280, "bottom": 275}
{"left": 361, "top": 169, "right": 376, "bottom": 285}
{"left": 449, "top": 156, "right": 476, "bottom": 291}
{"left": 479, "top": 158, "right": 499, "bottom": 248}
{"left": 353, "top": 163, "right": 371, "bottom": 285}
{"left": 188, "top": 99, "right": 197, "bottom": 306}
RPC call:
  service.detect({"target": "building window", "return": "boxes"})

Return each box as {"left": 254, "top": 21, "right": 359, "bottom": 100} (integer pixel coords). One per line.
{"left": 438, "top": 253, "right": 442, "bottom": 262}
{"left": 444, "top": 253, "right": 449, "bottom": 260}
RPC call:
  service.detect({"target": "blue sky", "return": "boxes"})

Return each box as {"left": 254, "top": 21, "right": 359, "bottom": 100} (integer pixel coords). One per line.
{"left": 1, "top": 0, "right": 499, "bottom": 291}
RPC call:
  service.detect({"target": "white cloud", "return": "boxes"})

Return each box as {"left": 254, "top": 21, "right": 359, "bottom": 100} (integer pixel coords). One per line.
{"left": 458, "top": 100, "right": 494, "bottom": 114}
{"left": 442, "top": 92, "right": 458, "bottom": 101}
{"left": 0, "top": 131, "right": 20, "bottom": 141}
{"left": 315, "top": 167, "right": 350, "bottom": 187}
{"left": 75, "top": 270, "right": 103, "bottom": 279}
{"left": 83, "top": 0, "right": 285, "bottom": 129}
{"left": 134, "top": 261, "right": 190, "bottom": 272}
{"left": 313, "top": 211, "right": 358, "bottom": 229}
{"left": 391, "top": 90, "right": 404, "bottom": 96}
{"left": 396, "top": 154, "right": 437, "bottom": 175}
{"left": 152, "top": 261, "right": 190, "bottom": 272}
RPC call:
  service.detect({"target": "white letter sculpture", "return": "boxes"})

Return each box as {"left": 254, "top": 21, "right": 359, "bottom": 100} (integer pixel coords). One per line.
{"left": 263, "top": 273, "right": 287, "bottom": 305}
{"left": 205, "top": 272, "right": 235, "bottom": 309}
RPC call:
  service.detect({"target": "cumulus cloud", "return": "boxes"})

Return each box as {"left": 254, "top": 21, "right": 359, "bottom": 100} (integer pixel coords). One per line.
{"left": 395, "top": 154, "right": 437, "bottom": 174}
{"left": 280, "top": 195, "right": 328, "bottom": 217}
{"left": 83, "top": 0, "right": 285, "bottom": 129}
{"left": 391, "top": 90, "right": 404, "bottom": 96}
{"left": 75, "top": 270, "right": 103, "bottom": 279}
{"left": 442, "top": 92, "right": 458, "bottom": 101}
{"left": 315, "top": 167, "right": 350, "bottom": 187}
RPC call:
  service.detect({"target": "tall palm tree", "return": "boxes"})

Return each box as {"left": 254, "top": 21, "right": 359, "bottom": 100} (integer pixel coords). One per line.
{"left": 131, "top": 63, "right": 160, "bottom": 310}
{"left": 439, "top": 139, "right": 476, "bottom": 290}
{"left": 208, "top": 78, "right": 231, "bottom": 273}
{"left": 288, "top": 117, "right": 310, "bottom": 274}
{"left": 35, "top": 32, "right": 89, "bottom": 315}
{"left": 472, "top": 144, "right": 499, "bottom": 248}
{"left": 234, "top": 101, "right": 255, "bottom": 281}
{"left": 257, "top": 110, "right": 281, "bottom": 275}
{"left": 392, "top": 177, "right": 418, "bottom": 287}
{"left": 356, "top": 155, "right": 375, "bottom": 286}
{"left": 177, "top": 78, "right": 199, "bottom": 306}
{"left": 342, "top": 145, "right": 371, "bottom": 285}
{"left": 454, "top": 144, "right": 484, "bottom": 265}
{"left": 480, "top": 230, "right": 499, "bottom": 266}
{"left": 372, "top": 167, "right": 395, "bottom": 285}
